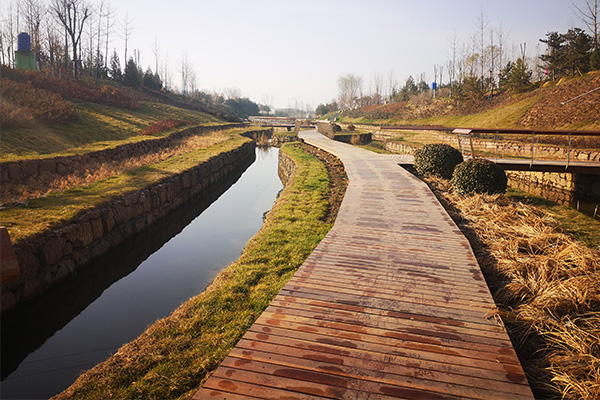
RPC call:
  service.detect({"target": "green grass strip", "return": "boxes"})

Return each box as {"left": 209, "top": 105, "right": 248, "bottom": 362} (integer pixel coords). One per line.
{"left": 52, "top": 143, "right": 333, "bottom": 400}
{"left": 0, "top": 134, "right": 251, "bottom": 243}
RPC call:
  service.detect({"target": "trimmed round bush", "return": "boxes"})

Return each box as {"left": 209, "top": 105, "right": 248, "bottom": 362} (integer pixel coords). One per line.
{"left": 413, "top": 143, "right": 463, "bottom": 179}
{"left": 332, "top": 123, "right": 342, "bottom": 132}
{"left": 451, "top": 158, "right": 508, "bottom": 194}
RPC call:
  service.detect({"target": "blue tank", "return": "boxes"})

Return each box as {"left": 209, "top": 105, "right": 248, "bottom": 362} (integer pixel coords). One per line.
{"left": 17, "top": 33, "right": 31, "bottom": 52}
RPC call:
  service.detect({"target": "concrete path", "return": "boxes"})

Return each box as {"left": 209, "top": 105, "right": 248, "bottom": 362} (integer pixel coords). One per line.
{"left": 194, "top": 130, "right": 534, "bottom": 399}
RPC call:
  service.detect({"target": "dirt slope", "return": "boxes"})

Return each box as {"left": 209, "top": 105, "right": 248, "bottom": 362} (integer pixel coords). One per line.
{"left": 520, "top": 72, "right": 600, "bottom": 129}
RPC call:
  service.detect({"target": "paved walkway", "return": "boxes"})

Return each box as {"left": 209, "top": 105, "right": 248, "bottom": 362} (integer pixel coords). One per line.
{"left": 194, "top": 130, "right": 534, "bottom": 399}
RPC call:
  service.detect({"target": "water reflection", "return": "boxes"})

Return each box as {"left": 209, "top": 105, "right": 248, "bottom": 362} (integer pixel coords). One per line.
{"left": 1, "top": 147, "right": 283, "bottom": 399}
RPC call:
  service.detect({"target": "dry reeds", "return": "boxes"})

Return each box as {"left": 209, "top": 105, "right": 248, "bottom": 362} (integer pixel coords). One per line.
{"left": 1, "top": 134, "right": 228, "bottom": 205}
{"left": 426, "top": 176, "right": 600, "bottom": 400}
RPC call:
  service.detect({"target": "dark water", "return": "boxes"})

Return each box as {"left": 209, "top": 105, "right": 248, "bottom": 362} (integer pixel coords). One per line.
{"left": 0, "top": 147, "right": 283, "bottom": 399}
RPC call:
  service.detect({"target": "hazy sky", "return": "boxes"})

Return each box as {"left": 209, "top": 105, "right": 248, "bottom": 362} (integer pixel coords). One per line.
{"left": 98, "top": 0, "right": 578, "bottom": 108}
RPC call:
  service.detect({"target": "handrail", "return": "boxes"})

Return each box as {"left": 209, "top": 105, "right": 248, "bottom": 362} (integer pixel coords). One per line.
{"left": 380, "top": 124, "right": 600, "bottom": 171}
{"left": 381, "top": 125, "right": 600, "bottom": 137}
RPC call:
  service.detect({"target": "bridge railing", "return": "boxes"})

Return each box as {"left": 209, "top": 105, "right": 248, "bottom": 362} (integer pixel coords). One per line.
{"left": 380, "top": 125, "right": 600, "bottom": 169}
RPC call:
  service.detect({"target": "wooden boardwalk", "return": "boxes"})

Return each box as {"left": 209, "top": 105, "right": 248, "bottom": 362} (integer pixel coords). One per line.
{"left": 194, "top": 130, "right": 534, "bottom": 399}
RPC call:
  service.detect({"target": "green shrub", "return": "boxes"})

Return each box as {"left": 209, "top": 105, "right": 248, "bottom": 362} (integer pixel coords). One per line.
{"left": 347, "top": 124, "right": 356, "bottom": 131}
{"left": 413, "top": 143, "right": 463, "bottom": 179}
{"left": 452, "top": 158, "right": 508, "bottom": 194}
{"left": 332, "top": 123, "right": 342, "bottom": 132}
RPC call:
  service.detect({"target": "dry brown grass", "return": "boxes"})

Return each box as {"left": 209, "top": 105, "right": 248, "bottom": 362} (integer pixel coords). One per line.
{"left": 1, "top": 133, "right": 229, "bottom": 205}
{"left": 425, "top": 176, "right": 600, "bottom": 400}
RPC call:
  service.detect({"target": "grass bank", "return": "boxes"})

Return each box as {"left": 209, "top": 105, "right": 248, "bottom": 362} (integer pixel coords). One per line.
{"left": 1, "top": 101, "right": 225, "bottom": 161}
{"left": 424, "top": 176, "right": 600, "bottom": 400}
{"left": 52, "top": 143, "right": 346, "bottom": 400}
{"left": 0, "top": 131, "right": 251, "bottom": 243}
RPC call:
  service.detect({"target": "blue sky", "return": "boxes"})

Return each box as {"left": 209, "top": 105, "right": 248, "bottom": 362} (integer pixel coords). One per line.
{"left": 76, "top": 1, "right": 584, "bottom": 108}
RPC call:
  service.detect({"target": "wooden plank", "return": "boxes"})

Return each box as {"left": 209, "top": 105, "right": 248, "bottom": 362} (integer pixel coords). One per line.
{"left": 253, "top": 312, "right": 516, "bottom": 361}
{"left": 225, "top": 348, "right": 533, "bottom": 399}
{"left": 194, "top": 130, "right": 534, "bottom": 399}
{"left": 247, "top": 322, "right": 519, "bottom": 372}
{"left": 275, "top": 288, "right": 502, "bottom": 329}
{"left": 267, "top": 297, "right": 508, "bottom": 339}
{"left": 236, "top": 336, "right": 528, "bottom": 386}
{"left": 283, "top": 277, "right": 495, "bottom": 315}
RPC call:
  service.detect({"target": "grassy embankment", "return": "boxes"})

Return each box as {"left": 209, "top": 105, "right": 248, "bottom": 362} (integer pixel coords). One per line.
{"left": 53, "top": 143, "right": 343, "bottom": 400}
{"left": 0, "top": 129, "right": 254, "bottom": 243}
{"left": 1, "top": 101, "right": 227, "bottom": 162}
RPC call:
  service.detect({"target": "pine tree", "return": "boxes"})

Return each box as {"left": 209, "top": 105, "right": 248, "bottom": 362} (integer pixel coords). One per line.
{"left": 123, "top": 58, "right": 142, "bottom": 87}
{"left": 109, "top": 50, "right": 122, "bottom": 81}
{"left": 507, "top": 58, "right": 532, "bottom": 92}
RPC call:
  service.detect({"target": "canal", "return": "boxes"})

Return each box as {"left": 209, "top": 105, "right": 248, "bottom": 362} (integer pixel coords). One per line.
{"left": 0, "top": 147, "right": 283, "bottom": 399}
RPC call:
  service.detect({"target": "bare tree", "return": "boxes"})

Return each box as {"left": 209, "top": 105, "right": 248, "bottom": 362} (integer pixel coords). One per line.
{"left": 447, "top": 30, "right": 459, "bottom": 96}
{"left": 43, "top": 13, "right": 62, "bottom": 75}
{"left": 162, "top": 50, "right": 173, "bottom": 90}
{"left": 475, "top": 10, "right": 489, "bottom": 89}
{"left": 179, "top": 52, "right": 193, "bottom": 95}
{"left": 24, "top": 0, "right": 46, "bottom": 53}
{"left": 121, "top": 13, "right": 134, "bottom": 67}
{"left": 1, "top": 3, "right": 18, "bottom": 67}
{"left": 152, "top": 37, "right": 160, "bottom": 77}
{"left": 572, "top": 0, "right": 599, "bottom": 47}
{"left": 496, "top": 22, "right": 509, "bottom": 72}
{"left": 387, "top": 69, "right": 397, "bottom": 103}
{"left": 50, "top": 0, "right": 91, "bottom": 78}
{"left": 337, "top": 73, "right": 362, "bottom": 109}
{"left": 488, "top": 29, "right": 497, "bottom": 98}
{"left": 103, "top": 3, "right": 115, "bottom": 71}
{"left": 372, "top": 72, "right": 383, "bottom": 104}
{"left": 224, "top": 87, "right": 242, "bottom": 99}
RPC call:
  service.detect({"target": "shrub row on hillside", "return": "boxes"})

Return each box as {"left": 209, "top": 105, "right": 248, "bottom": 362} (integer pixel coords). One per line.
{"left": 1, "top": 78, "right": 75, "bottom": 128}
{"left": 140, "top": 119, "right": 192, "bottom": 135}
{"left": 1, "top": 66, "right": 138, "bottom": 110}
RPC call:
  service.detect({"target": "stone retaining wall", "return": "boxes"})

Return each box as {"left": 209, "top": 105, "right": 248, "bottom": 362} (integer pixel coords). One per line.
{"left": 277, "top": 146, "right": 296, "bottom": 186}
{"left": 383, "top": 141, "right": 419, "bottom": 155}
{"left": 1, "top": 141, "right": 256, "bottom": 312}
{"left": 1, "top": 123, "right": 243, "bottom": 185}
{"left": 507, "top": 171, "right": 577, "bottom": 204}
{"left": 372, "top": 130, "right": 599, "bottom": 161}
{"left": 507, "top": 171, "right": 600, "bottom": 204}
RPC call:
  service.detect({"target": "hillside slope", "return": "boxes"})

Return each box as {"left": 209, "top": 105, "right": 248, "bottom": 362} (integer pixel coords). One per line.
{"left": 338, "top": 72, "right": 600, "bottom": 131}
{"left": 0, "top": 67, "right": 231, "bottom": 161}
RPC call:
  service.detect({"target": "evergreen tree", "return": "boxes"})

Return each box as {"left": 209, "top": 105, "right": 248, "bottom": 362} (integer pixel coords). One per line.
{"left": 563, "top": 28, "right": 593, "bottom": 75}
{"left": 498, "top": 61, "right": 513, "bottom": 91}
{"left": 507, "top": 58, "right": 532, "bottom": 92}
{"left": 123, "top": 58, "right": 143, "bottom": 88}
{"left": 143, "top": 68, "right": 163, "bottom": 90}
{"left": 109, "top": 50, "right": 122, "bottom": 81}
{"left": 540, "top": 28, "right": 593, "bottom": 78}
{"left": 591, "top": 48, "right": 600, "bottom": 70}
{"left": 398, "top": 76, "right": 418, "bottom": 101}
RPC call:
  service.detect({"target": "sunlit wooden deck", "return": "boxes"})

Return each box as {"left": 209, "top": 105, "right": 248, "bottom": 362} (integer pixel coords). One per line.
{"left": 194, "top": 130, "right": 534, "bottom": 399}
